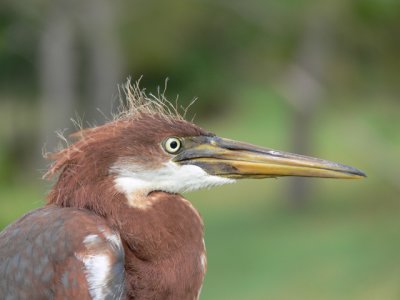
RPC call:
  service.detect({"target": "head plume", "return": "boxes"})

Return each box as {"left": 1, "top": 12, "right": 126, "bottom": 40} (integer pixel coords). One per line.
{"left": 115, "top": 77, "right": 196, "bottom": 123}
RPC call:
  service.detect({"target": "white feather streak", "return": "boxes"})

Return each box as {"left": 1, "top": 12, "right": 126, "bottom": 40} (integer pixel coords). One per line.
{"left": 81, "top": 254, "right": 111, "bottom": 300}
{"left": 112, "top": 161, "right": 235, "bottom": 207}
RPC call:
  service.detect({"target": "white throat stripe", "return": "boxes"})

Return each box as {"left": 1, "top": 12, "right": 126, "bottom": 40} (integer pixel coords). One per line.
{"left": 111, "top": 161, "right": 235, "bottom": 205}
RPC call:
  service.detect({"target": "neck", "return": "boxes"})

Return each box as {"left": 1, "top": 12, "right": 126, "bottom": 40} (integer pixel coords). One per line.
{"left": 107, "top": 191, "right": 207, "bottom": 299}
{"left": 108, "top": 191, "right": 205, "bottom": 260}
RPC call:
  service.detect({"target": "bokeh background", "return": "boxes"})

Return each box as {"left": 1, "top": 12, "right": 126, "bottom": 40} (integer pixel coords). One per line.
{"left": 1, "top": 0, "right": 399, "bottom": 299}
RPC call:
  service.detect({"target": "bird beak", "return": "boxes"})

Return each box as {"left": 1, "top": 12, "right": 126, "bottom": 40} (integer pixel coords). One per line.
{"left": 174, "top": 136, "right": 366, "bottom": 179}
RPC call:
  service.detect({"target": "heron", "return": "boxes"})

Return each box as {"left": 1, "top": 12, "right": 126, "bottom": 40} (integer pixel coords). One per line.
{"left": 0, "top": 82, "right": 365, "bottom": 299}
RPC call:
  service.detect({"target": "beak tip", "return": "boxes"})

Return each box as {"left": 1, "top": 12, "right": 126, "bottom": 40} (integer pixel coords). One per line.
{"left": 347, "top": 167, "right": 367, "bottom": 179}
{"left": 357, "top": 171, "right": 367, "bottom": 179}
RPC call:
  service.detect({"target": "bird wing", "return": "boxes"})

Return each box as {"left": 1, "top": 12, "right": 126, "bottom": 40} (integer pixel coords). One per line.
{"left": 0, "top": 206, "right": 125, "bottom": 300}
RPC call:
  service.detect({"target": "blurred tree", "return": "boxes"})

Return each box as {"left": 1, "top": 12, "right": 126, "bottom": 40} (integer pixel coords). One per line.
{"left": 39, "top": 0, "right": 77, "bottom": 154}
{"left": 280, "top": 3, "right": 337, "bottom": 208}
{"left": 39, "top": 0, "right": 123, "bottom": 155}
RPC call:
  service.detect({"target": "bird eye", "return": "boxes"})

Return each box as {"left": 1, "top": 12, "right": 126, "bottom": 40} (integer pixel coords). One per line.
{"left": 164, "top": 137, "right": 182, "bottom": 154}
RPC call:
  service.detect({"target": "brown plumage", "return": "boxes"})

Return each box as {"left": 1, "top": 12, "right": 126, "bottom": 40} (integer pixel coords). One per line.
{"left": 0, "top": 80, "right": 365, "bottom": 299}
{"left": 46, "top": 117, "right": 208, "bottom": 299}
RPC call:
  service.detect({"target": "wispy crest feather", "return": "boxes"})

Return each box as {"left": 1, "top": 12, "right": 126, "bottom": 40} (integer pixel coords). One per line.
{"left": 116, "top": 78, "right": 196, "bottom": 122}
{"left": 43, "top": 78, "right": 198, "bottom": 180}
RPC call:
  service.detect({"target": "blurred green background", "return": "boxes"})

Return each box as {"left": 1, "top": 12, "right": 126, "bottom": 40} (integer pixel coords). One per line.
{"left": 1, "top": 0, "right": 399, "bottom": 299}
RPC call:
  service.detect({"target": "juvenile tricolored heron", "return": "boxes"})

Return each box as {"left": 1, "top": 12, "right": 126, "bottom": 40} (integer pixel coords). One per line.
{"left": 0, "top": 82, "right": 365, "bottom": 299}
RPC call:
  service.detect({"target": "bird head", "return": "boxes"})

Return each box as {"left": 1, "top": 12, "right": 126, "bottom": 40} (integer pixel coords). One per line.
{"left": 45, "top": 81, "right": 365, "bottom": 210}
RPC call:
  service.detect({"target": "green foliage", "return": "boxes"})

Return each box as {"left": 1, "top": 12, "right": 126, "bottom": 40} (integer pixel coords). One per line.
{"left": 0, "top": 185, "right": 43, "bottom": 230}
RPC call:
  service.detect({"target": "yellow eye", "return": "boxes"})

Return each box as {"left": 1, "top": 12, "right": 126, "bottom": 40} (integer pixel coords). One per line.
{"left": 164, "top": 137, "right": 182, "bottom": 154}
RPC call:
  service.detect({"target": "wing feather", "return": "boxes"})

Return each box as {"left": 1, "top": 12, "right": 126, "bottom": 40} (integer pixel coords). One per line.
{"left": 0, "top": 206, "right": 125, "bottom": 299}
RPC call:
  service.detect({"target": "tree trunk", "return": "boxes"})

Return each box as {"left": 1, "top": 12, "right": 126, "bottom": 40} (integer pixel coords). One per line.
{"left": 79, "top": 0, "right": 123, "bottom": 124}
{"left": 39, "top": 3, "right": 76, "bottom": 159}
{"left": 281, "top": 7, "right": 335, "bottom": 208}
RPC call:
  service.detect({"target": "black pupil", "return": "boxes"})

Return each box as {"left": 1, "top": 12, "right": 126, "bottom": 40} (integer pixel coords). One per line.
{"left": 170, "top": 140, "right": 178, "bottom": 149}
